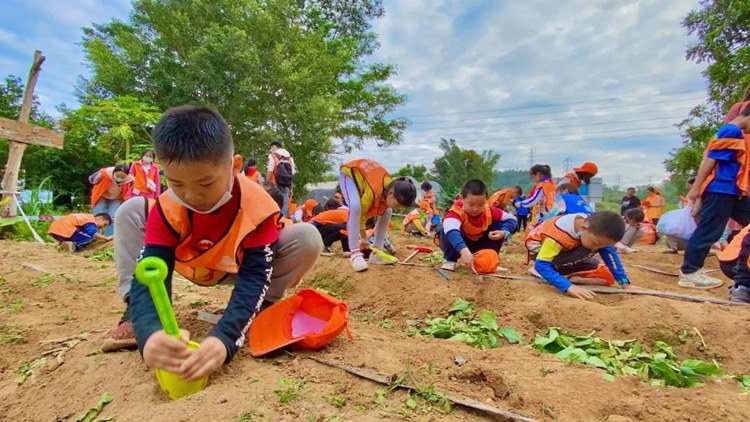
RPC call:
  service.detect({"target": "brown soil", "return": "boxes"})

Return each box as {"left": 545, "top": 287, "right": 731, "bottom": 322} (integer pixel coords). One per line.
{"left": 1, "top": 234, "right": 750, "bottom": 422}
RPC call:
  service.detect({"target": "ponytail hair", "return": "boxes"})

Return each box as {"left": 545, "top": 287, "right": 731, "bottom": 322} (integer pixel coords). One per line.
{"left": 389, "top": 177, "right": 417, "bottom": 207}
{"left": 530, "top": 164, "right": 552, "bottom": 178}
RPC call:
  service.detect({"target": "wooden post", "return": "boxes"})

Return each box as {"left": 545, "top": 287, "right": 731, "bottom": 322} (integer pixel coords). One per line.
{"left": 0, "top": 51, "right": 53, "bottom": 218}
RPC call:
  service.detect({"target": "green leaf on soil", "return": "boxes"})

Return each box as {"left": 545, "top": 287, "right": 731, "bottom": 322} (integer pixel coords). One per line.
{"left": 76, "top": 392, "right": 113, "bottom": 422}
{"left": 735, "top": 375, "right": 750, "bottom": 395}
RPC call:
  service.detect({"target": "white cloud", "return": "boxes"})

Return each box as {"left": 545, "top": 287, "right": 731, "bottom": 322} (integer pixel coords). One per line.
{"left": 340, "top": 0, "right": 707, "bottom": 186}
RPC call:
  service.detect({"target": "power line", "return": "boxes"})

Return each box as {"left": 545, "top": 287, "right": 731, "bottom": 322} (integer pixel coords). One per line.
{"left": 405, "top": 128, "right": 680, "bottom": 146}
{"left": 402, "top": 88, "right": 705, "bottom": 119}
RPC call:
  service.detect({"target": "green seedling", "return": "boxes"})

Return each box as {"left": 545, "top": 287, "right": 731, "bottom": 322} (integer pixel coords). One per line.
{"left": 75, "top": 392, "right": 113, "bottom": 422}
{"left": 189, "top": 298, "right": 209, "bottom": 308}
{"left": 735, "top": 375, "right": 750, "bottom": 395}
{"left": 8, "top": 299, "right": 24, "bottom": 314}
{"left": 533, "top": 328, "right": 723, "bottom": 388}
{"left": 408, "top": 298, "right": 523, "bottom": 349}
{"left": 326, "top": 394, "right": 346, "bottom": 408}
{"left": 16, "top": 357, "right": 46, "bottom": 385}
{"left": 89, "top": 248, "right": 115, "bottom": 261}
{"left": 0, "top": 324, "right": 24, "bottom": 343}
{"left": 275, "top": 379, "right": 305, "bottom": 404}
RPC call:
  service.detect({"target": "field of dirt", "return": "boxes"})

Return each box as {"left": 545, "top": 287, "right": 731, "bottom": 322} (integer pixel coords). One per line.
{"left": 2, "top": 232, "right": 750, "bottom": 422}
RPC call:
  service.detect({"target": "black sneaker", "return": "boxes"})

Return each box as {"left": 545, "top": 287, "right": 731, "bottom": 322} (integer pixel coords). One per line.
{"left": 729, "top": 285, "right": 750, "bottom": 304}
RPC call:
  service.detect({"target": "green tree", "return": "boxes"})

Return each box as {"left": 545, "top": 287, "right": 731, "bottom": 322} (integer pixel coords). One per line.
{"left": 392, "top": 164, "right": 427, "bottom": 181}
{"left": 78, "top": 0, "right": 405, "bottom": 191}
{"left": 493, "top": 169, "right": 534, "bottom": 194}
{"left": 665, "top": 1, "right": 750, "bottom": 179}
{"left": 431, "top": 138, "right": 500, "bottom": 207}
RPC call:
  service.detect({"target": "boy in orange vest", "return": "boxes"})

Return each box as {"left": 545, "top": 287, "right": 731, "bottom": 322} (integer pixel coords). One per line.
{"left": 48, "top": 213, "right": 113, "bottom": 253}
{"left": 339, "top": 159, "right": 417, "bottom": 272}
{"left": 127, "top": 106, "right": 322, "bottom": 380}
{"left": 526, "top": 211, "right": 632, "bottom": 300}
{"left": 488, "top": 186, "right": 522, "bottom": 211}
{"left": 680, "top": 102, "right": 750, "bottom": 290}
{"left": 402, "top": 200, "right": 430, "bottom": 236}
{"left": 438, "top": 179, "right": 518, "bottom": 271}
{"left": 421, "top": 182, "right": 437, "bottom": 231}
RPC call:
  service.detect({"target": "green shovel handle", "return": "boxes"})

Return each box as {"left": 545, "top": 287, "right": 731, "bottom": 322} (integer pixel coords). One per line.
{"left": 135, "top": 257, "right": 180, "bottom": 337}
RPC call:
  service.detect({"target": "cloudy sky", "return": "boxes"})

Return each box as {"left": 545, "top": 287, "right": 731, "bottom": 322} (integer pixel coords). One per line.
{"left": 0, "top": 0, "right": 706, "bottom": 186}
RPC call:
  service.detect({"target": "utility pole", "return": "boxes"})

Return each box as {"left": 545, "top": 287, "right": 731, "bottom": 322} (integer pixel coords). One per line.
{"left": 562, "top": 157, "right": 571, "bottom": 175}
{"left": 528, "top": 149, "right": 535, "bottom": 167}
{"left": 647, "top": 175, "right": 654, "bottom": 185}
{"left": 616, "top": 175, "right": 622, "bottom": 189}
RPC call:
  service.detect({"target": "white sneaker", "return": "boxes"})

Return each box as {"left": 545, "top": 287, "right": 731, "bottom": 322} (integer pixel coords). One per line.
{"left": 369, "top": 253, "right": 396, "bottom": 265}
{"left": 350, "top": 254, "right": 369, "bottom": 272}
{"left": 678, "top": 270, "right": 724, "bottom": 290}
{"left": 528, "top": 266, "right": 542, "bottom": 279}
{"left": 441, "top": 261, "right": 457, "bottom": 271}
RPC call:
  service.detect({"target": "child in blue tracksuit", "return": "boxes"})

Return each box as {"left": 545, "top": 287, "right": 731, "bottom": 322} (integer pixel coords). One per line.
{"left": 513, "top": 194, "right": 530, "bottom": 230}
{"left": 544, "top": 183, "right": 593, "bottom": 219}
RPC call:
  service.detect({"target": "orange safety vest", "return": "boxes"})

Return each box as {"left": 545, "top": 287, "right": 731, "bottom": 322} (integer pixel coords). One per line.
{"left": 401, "top": 210, "right": 423, "bottom": 231}
{"left": 639, "top": 220, "right": 658, "bottom": 245}
{"left": 488, "top": 188, "right": 513, "bottom": 210}
{"left": 310, "top": 209, "right": 348, "bottom": 225}
{"left": 91, "top": 168, "right": 129, "bottom": 208}
{"left": 447, "top": 203, "right": 493, "bottom": 242}
{"left": 423, "top": 191, "right": 437, "bottom": 213}
{"left": 699, "top": 131, "right": 750, "bottom": 197}
{"left": 245, "top": 168, "right": 260, "bottom": 183}
{"left": 340, "top": 159, "right": 392, "bottom": 218}
{"left": 642, "top": 193, "right": 665, "bottom": 220}
{"left": 525, "top": 215, "right": 581, "bottom": 254}
{"left": 529, "top": 178, "right": 557, "bottom": 213}
{"left": 157, "top": 176, "right": 281, "bottom": 286}
{"left": 719, "top": 224, "right": 750, "bottom": 263}
{"left": 561, "top": 173, "right": 582, "bottom": 189}
{"left": 48, "top": 214, "right": 97, "bottom": 238}
{"left": 131, "top": 161, "right": 160, "bottom": 195}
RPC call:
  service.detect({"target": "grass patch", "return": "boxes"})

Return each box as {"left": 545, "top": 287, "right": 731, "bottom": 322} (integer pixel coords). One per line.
{"left": 300, "top": 270, "right": 353, "bottom": 299}
{"left": 274, "top": 378, "right": 306, "bottom": 404}
{"left": 31, "top": 274, "right": 54, "bottom": 288}
{"left": 189, "top": 298, "right": 209, "bottom": 308}
{"left": 88, "top": 247, "right": 114, "bottom": 261}
{"left": 8, "top": 299, "right": 24, "bottom": 314}
{"left": 0, "top": 324, "right": 24, "bottom": 343}
{"left": 325, "top": 394, "right": 346, "bottom": 408}
{"left": 387, "top": 361, "right": 452, "bottom": 415}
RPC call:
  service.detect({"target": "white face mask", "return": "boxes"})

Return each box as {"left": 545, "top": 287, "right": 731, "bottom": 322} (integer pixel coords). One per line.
{"left": 168, "top": 173, "right": 235, "bottom": 214}
{"left": 142, "top": 157, "right": 153, "bottom": 165}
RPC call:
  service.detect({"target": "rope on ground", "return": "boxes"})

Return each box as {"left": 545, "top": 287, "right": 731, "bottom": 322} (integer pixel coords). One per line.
{"left": 302, "top": 354, "right": 539, "bottom": 422}
{"left": 484, "top": 274, "right": 748, "bottom": 307}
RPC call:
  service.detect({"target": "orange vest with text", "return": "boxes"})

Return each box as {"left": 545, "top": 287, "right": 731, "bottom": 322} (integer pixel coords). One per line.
{"left": 529, "top": 178, "right": 557, "bottom": 213}
{"left": 91, "top": 168, "right": 128, "bottom": 208}
{"left": 157, "top": 176, "right": 281, "bottom": 286}
{"left": 131, "top": 161, "right": 160, "bottom": 195}
{"left": 447, "top": 203, "right": 493, "bottom": 242}
{"left": 48, "top": 214, "right": 96, "bottom": 238}
{"left": 340, "top": 159, "right": 392, "bottom": 217}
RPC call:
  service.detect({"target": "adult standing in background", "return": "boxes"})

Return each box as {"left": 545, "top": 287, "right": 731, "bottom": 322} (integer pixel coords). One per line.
{"left": 620, "top": 187, "right": 641, "bottom": 216}
{"left": 642, "top": 187, "right": 666, "bottom": 225}
{"left": 266, "top": 141, "right": 297, "bottom": 217}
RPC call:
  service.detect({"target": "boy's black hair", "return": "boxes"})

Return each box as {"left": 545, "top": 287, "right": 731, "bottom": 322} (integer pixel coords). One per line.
{"left": 687, "top": 177, "right": 696, "bottom": 185}
{"left": 311, "top": 205, "right": 324, "bottom": 216}
{"left": 245, "top": 157, "right": 257, "bottom": 168}
{"left": 647, "top": 187, "right": 657, "bottom": 193}
{"left": 586, "top": 211, "right": 625, "bottom": 242}
{"left": 627, "top": 187, "right": 635, "bottom": 192}
{"left": 365, "top": 217, "right": 377, "bottom": 229}
{"left": 266, "top": 186, "right": 284, "bottom": 209}
{"left": 461, "top": 179, "right": 488, "bottom": 198}
{"left": 624, "top": 208, "right": 645, "bottom": 224}
{"left": 577, "top": 172, "right": 593, "bottom": 185}
{"left": 324, "top": 198, "right": 341, "bottom": 210}
{"left": 151, "top": 106, "right": 233, "bottom": 164}
{"left": 421, "top": 181, "right": 432, "bottom": 191}
{"left": 94, "top": 213, "right": 113, "bottom": 225}
{"left": 556, "top": 182, "right": 579, "bottom": 194}
{"left": 530, "top": 164, "right": 552, "bottom": 178}
{"left": 270, "top": 141, "right": 283, "bottom": 148}
{"left": 113, "top": 163, "right": 130, "bottom": 175}
{"left": 390, "top": 177, "right": 417, "bottom": 207}
{"left": 514, "top": 185, "right": 523, "bottom": 195}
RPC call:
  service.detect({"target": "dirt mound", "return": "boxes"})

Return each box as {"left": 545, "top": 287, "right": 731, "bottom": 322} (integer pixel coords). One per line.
{"left": 1, "top": 235, "right": 750, "bottom": 421}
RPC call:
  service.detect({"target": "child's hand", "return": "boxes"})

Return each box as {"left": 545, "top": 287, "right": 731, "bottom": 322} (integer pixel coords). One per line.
{"left": 488, "top": 230, "right": 504, "bottom": 241}
{"left": 459, "top": 248, "right": 474, "bottom": 266}
{"left": 687, "top": 186, "right": 701, "bottom": 203}
{"left": 179, "top": 336, "right": 227, "bottom": 381}
{"left": 105, "top": 236, "right": 114, "bottom": 242}
{"left": 358, "top": 238, "right": 370, "bottom": 252}
{"left": 143, "top": 329, "right": 192, "bottom": 373}
{"left": 566, "top": 285, "right": 597, "bottom": 300}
